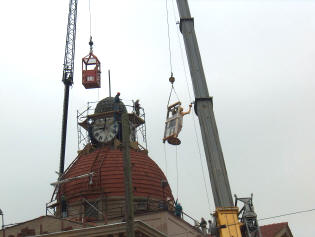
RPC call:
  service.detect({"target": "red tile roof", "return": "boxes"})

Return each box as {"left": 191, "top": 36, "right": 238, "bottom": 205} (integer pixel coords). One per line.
{"left": 260, "top": 222, "right": 289, "bottom": 237}
{"left": 59, "top": 147, "right": 173, "bottom": 203}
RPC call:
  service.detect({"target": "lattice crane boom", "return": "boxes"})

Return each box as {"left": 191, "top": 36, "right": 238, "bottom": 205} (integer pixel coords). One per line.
{"left": 59, "top": 0, "right": 79, "bottom": 176}
{"left": 62, "top": 0, "right": 78, "bottom": 86}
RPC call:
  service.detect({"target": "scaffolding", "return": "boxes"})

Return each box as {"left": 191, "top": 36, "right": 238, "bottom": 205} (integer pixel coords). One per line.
{"left": 76, "top": 101, "right": 147, "bottom": 152}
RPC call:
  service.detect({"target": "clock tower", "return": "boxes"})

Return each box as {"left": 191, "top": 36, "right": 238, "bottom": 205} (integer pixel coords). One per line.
{"left": 78, "top": 96, "right": 145, "bottom": 149}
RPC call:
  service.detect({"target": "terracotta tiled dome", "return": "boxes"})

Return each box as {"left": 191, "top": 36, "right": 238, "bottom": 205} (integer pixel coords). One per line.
{"left": 59, "top": 147, "right": 173, "bottom": 203}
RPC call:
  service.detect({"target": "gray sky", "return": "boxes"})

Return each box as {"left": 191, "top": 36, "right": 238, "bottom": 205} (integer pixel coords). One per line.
{"left": 0, "top": 0, "right": 315, "bottom": 236}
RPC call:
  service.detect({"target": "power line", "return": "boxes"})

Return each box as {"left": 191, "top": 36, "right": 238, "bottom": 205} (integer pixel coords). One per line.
{"left": 258, "top": 208, "right": 315, "bottom": 222}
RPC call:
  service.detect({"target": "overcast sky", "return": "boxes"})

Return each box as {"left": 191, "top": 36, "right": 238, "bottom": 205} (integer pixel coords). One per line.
{"left": 0, "top": 0, "right": 315, "bottom": 236}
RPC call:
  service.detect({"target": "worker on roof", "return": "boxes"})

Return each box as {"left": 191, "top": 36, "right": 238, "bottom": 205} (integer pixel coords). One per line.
{"left": 114, "top": 92, "right": 120, "bottom": 103}
{"left": 134, "top": 99, "right": 140, "bottom": 116}
{"left": 174, "top": 200, "right": 183, "bottom": 218}
{"left": 114, "top": 92, "right": 121, "bottom": 121}
{"left": 114, "top": 92, "right": 122, "bottom": 141}
{"left": 200, "top": 217, "right": 207, "bottom": 234}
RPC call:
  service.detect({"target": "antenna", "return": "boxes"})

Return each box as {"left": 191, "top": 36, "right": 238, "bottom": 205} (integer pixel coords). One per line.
{"left": 108, "top": 69, "right": 111, "bottom": 97}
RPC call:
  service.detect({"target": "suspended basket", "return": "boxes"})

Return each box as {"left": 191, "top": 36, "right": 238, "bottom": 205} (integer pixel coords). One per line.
{"left": 82, "top": 53, "right": 101, "bottom": 89}
{"left": 163, "top": 101, "right": 183, "bottom": 145}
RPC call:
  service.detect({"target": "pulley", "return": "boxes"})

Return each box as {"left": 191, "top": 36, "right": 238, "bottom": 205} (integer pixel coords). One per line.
{"left": 89, "top": 36, "right": 94, "bottom": 53}
{"left": 169, "top": 74, "right": 175, "bottom": 84}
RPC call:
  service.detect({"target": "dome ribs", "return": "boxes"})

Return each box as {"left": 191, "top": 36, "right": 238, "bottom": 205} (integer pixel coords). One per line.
{"left": 60, "top": 146, "right": 173, "bottom": 203}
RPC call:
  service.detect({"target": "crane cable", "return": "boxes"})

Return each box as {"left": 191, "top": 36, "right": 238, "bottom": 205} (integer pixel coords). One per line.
{"left": 89, "top": 0, "right": 92, "bottom": 38}
{"left": 170, "top": 0, "right": 212, "bottom": 211}
{"left": 88, "top": 0, "right": 100, "bottom": 100}
{"left": 164, "top": 0, "right": 181, "bottom": 200}
{"left": 165, "top": 0, "right": 173, "bottom": 76}
{"left": 165, "top": 0, "right": 180, "bottom": 107}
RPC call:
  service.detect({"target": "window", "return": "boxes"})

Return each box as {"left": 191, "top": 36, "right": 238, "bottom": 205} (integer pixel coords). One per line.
{"left": 87, "top": 76, "right": 95, "bottom": 81}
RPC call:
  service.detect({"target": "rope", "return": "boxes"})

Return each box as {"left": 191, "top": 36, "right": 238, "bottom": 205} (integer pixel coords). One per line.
{"left": 165, "top": 0, "right": 173, "bottom": 75}
{"left": 163, "top": 143, "right": 168, "bottom": 177}
{"left": 171, "top": 0, "right": 211, "bottom": 211}
{"left": 176, "top": 145, "right": 179, "bottom": 198}
{"left": 172, "top": 85, "right": 180, "bottom": 102}
{"left": 167, "top": 86, "right": 174, "bottom": 107}
{"left": 192, "top": 114, "right": 211, "bottom": 210}
{"left": 167, "top": 85, "right": 181, "bottom": 108}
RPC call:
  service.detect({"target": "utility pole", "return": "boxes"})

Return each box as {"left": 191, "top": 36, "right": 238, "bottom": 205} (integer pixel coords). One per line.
{"left": 175, "top": 0, "right": 233, "bottom": 208}
{"left": 0, "top": 209, "right": 5, "bottom": 237}
{"left": 122, "top": 113, "right": 135, "bottom": 237}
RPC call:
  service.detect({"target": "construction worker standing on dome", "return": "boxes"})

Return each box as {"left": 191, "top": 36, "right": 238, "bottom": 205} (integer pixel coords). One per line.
{"left": 114, "top": 92, "right": 121, "bottom": 121}
{"left": 114, "top": 92, "right": 122, "bottom": 141}
{"left": 134, "top": 99, "right": 140, "bottom": 116}
{"left": 114, "top": 92, "right": 120, "bottom": 103}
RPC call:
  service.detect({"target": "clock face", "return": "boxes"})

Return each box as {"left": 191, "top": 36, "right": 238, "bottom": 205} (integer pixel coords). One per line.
{"left": 92, "top": 117, "right": 118, "bottom": 143}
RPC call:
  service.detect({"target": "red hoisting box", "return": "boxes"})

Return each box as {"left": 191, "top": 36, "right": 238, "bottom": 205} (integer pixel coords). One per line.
{"left": 82, "top": 53, "right": 101, "bottom": 89}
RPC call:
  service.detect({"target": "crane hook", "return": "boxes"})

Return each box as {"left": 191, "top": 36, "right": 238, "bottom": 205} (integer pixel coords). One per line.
{"left": 89, "top": 36, "right": 94, "bottom": 53}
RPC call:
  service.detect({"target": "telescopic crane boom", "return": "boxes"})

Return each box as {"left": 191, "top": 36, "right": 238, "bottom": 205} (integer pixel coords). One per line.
{"left": 176, "top": 0, "right": 233, "bottom": 210}
{"left": 175, "top": 1, "right": 261, "bottom": 236}
{"left": 59, "top": 0, "right": 78, "bottom": 176}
